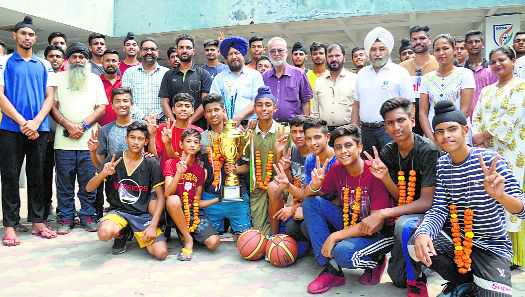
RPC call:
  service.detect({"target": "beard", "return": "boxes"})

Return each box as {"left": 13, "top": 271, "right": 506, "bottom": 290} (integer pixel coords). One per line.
{"left": 228, "top": 60, "right": 243, "bottom": 72}
{"left": 104, "top": 66, "right": 117, "bottom": 74}
{"left": 67, "top": 63, "right": 91, "bottom": 91}
{"left": 142, "top": 54, "right": 157, "bottom": 65}
{"left": 414, "top": 44, "right": 429, "bottom": 54}
{"left": 270, "top": 57, "right": 285, "bottom": 67}
{"left": 179, "top": 54, "right": 192, "bottom": 63}
{"left": 328, "top": 62, "right": 342, "bottom": 71}
{"left": 370, "top": 56, "right": 388, "bottom": 68}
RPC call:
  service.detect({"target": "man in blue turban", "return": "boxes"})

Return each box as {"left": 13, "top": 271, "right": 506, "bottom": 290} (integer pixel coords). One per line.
{"left": 219, "top": 36, "right": 248, "bottom": 59}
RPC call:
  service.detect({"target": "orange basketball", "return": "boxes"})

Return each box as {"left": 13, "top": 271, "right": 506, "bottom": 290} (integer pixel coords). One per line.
{"left": 237, "top": 229, "right": 267, "bottom": 261}
{"left": 265, "top": 234, "right": 298, "bottom": 267}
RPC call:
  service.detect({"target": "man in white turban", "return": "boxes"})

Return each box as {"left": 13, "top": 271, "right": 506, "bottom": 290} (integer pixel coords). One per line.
{"left": 351, "top": 26, "right": 413, "bottom": 152}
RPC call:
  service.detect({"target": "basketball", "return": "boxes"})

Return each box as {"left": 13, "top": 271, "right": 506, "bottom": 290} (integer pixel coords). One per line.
{"left": 265, "top": 234, "right": 298, "bottom": 267}
{"left": 236, "top": 229, "right": 267, "bottom": 261}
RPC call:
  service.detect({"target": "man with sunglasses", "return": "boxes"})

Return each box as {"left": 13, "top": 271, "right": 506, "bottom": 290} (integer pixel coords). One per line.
{"left": 263, "top": 36, "right": 313, "bottom": 123}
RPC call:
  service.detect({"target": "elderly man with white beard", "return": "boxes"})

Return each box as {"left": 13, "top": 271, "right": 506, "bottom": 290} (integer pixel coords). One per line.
{"left": 351, "top": 27, "right": 413, "bottom": 154}
{"left": 51, "top": 42, "right": 107, "bottom": 235}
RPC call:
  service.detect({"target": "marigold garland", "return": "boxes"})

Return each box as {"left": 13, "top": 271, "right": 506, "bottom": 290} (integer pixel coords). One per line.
{"left": 182, "top": 187, "right": 201, "bottom": 233}
{"left": 398, "top": 170, "right": 416, "bottom": 206}
{"left": 255, "top": 150, "right": 273, "bottom": 190}
{"left": 449, "top": 204, "right": 474, "bottom": 274}
{"left": 342, "top": 186, "right": 362, "bottom": 228}
{"left": 207, "top": 137, "right": 223, "bottom": 190}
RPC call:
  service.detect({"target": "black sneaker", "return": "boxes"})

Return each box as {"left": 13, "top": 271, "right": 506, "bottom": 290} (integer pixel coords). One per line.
{"left": 112, "top": 227, "right": 131, "bottom": 255}
{"left": 80, "top": 216, "right": 98, "bottom": 232}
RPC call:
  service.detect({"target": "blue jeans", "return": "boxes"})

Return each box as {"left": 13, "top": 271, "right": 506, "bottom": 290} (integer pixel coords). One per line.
{"left": 303, "top": 196, "right": 343, "bottom": 266}
{"left": 201, "top": 191, "right": 251, "bottom": 233}
{"left": 55, "top": 150, "right": 97, "bottom": 221}
{"left": 303, "top": 196, "right": 394, "bottom": 268}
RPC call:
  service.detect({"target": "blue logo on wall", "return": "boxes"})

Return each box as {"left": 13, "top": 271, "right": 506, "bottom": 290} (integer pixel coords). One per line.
{"left": 493, "top": 24, "right": 514, "bottom": 46}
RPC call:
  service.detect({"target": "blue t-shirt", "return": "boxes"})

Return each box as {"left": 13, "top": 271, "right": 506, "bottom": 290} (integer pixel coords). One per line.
{"left": 0, "top": 52, "right": 56, "bottom": 132}
{"left": 201, "top": 63, "right": 228, "bottom": 80}
{"left": 303, "top": 153, "right": 337, "bottom": 184}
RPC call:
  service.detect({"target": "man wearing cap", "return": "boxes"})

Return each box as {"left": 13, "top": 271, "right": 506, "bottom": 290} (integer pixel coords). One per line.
{"left": 201, "top": 39, "right": 228, "bottom": 79}
{"left": 398, "top": 39, "right": 415, "bottom": 63}
{"left": 246, "top": 36, "right": 265, "bottom": 70}
{"left": 264, "top": 36, "right": 313, "bottom": 123}
{"left": 51, "top": 42, "right": 107, "bottom": 234}
{"left": 122, "top": 38, "right": 169, "bottom": 120}
{"left": 210, "top": 36, "right": 264, "bottom": 124}
{"left": 0, "top": 16, "right": 58, "bottom": 246}
{"left": 119, "top": 32, "right": 140, "bottom": 75}
{"left": 291, "top": 41, "right": 308, "bottom": 71}
{"left": 159, "top": 34, "right": 212, "bottom": 129}
{"left": 351, "top": 27, "right": 413, "bottom": 153}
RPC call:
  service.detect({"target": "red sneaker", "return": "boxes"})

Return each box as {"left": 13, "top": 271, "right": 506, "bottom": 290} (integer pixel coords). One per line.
{"left": 406, "top": 279, "right": 429, "bottom": 297}
{"left": 307, "top": 271, "right": 346, "bottom": 294}
{"left": 359, "top": 255, "right": 387, "bottom": 285}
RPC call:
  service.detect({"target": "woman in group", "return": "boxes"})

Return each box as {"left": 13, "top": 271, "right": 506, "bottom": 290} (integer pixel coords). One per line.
{"left": 472, "top": 46, "right": 525, "bottom": 269}
{"left": 419, "top": 34, "right": 475, "bottom": 143}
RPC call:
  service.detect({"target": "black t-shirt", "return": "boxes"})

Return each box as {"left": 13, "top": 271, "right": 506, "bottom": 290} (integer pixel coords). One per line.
{"left": 380, "top": 134, "right": 441, "bottom": 200}
{"left": 104, "top": 151, "right": 164, "bottom": 215}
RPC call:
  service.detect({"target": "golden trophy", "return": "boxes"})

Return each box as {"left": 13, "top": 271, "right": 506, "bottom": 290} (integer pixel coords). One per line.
{"left": 218, "top": 119, "right": 251, "bottom": 201}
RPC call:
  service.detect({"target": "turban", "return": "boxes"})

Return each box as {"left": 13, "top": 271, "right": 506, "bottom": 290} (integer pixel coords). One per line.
{"left": 219, "top": 36, "right": 248, "bottom": 58}
{"left": 432, "top": 100, "right": 467, "bottom": 129}
{"left": 14, "top": 16, "right": 34, "bottom": 32}
{"left": 255, "top": 86, "right": 276, "bottom": 103}
{"left": 292, "top": 42, "right": 307, "bottom": 54}
{"left": 66, "top": 42, "right": 91, "bottom": 59}
{"left": 124, "top": 32, "right": 135, "bottom": 43}
{"left": 364, "top": 26, "right": 394, "bottom": 56}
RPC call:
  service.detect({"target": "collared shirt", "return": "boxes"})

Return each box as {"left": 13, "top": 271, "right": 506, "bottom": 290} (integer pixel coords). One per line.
{"left": 255, "top": 119, "right": 278, "bottom": 138}
{"left": 313, "top": 68, "right": 356, "bottom": 126}
{"left": 464, "top": 58, "right": 497, "bottom": 117}
{"left": 158, "top": 64, "right": 212, "bottom": 109}
{"left": 0, "top": 52, "right": 56, "bottom": 132}
{"left": 119, "top": 61, "right": 140, "bottom": 76}
{"left": 99, "top": 74, "right": 122, "bottom": 126}
{"left": 263, "top": 64, "right": 313, "bottom": 122}
{"left": 356, "top": 62, "right": 413, "bottom": 123}
{"left": 210, "top": 66, "right": 264, "bottom": 120}
{"left": 54, "top": 71, "right": 107, "bottom": 150}
{"left": 200, "top": 63, "right": 229, "bottom": 80}
{"left": 306, "top": 69, "right": 328, "bottom": 91}
{"left": 122, "top": 63, "right": 169, "bottom": 120}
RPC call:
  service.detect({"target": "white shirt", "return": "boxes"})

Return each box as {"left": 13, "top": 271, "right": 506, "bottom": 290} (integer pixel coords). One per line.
{"left": 355, "top": 62, "right": 413, "bottom": 123}
{"left": 514, "top": 56, "right": 525, "bottom": 79}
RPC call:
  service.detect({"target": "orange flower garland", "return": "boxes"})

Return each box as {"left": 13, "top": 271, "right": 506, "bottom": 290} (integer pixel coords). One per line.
{"left": 398, "top": 170, "right": 416, "bottom": 206}
{"left": 342, "top": 186, "right": 362, "bottom": 228}
{"left": 449, "top": 204, "right": 474, "bottom": 274}
{"left": 255, "top": 150, "right": 273, "bottom": 190}
{"left": 207, "top": 138, "right": 223, "bottom": 190}
{"left": 182, "top": 187, "right": 201, "bottom": 233}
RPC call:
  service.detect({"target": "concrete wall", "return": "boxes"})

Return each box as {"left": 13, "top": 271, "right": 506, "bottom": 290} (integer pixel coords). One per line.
{"left": 0, "top": 0, "right": 114, "bottom": 35}
{"left": 113, "top": 0, "right": 524, "bottom": 36}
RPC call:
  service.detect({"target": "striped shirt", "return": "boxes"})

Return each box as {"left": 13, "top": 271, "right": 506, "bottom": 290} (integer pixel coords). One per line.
{"left": 414, "top": 147, "right": 525, "bottom": 260}
{"left": 121, "top": 63, "right": 169, "bottom": 120}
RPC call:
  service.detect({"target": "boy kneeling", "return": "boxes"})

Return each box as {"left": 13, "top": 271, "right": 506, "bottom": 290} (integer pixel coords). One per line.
{"left": 86, "top": 122, "right": 168, "bottom": 260}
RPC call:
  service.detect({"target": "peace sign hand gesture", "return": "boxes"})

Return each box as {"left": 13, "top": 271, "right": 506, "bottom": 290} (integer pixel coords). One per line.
{"left": 480, "top": 155, "right": 506, "bottom": 200}
{"left": 88, "top": 129, "right": 99, "bottom": 152}
{"left": 144, "top": 114, "right": 158, "bottom": 136}
{"left": 176, "top": 154, "right": 188, "bottom": 176}
{"left": 101, "top": 154, "right": 122, "bottom": 177}
{"left": 273, "top": 163, "right": 290, "bottom": 187}
{"left": 310, "top": 156, "right": 330, "bottom": 190}
{"left": 274, "top": 126, "right": 289, "bottom": 154}
{"left": 161, "top": 118, "right": 174, "bottom": 145}
{"left": 278, "top": 148, "right": 292, "bottom": 171}
{"left": 363, "top": 146, "right": 389, "bottom": 182}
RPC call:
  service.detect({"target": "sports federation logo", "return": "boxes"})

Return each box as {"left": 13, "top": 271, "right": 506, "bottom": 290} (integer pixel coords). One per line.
{"left": 493, "top": 24, "right": 514, "bottom": 46}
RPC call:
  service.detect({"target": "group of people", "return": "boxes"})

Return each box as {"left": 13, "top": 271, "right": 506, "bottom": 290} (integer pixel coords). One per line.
{"left": 1, "top": 15, "right": 525, "bottom": 297}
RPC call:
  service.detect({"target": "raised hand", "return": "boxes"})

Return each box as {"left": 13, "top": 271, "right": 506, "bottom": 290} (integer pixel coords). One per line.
{"left": 144, "top": 114, "right": 158, "bottom": 136}
{"left": 363, "top": 146, "right": 389, "bottom": 181}
{"left": 480, "top": 155, "right": 505, "bottom": 200}
{"left": 87, "top": 129, "right": 99, "bottom": 152}
{"left": 217, "top": 31, "right": 225, "bottom": 42}
{"left": 274, "top": 126, "right": 289, "bottom": 154}
{"left": 101, "top": 154, "right": 122, "bottom": 177}
{"left": 310, "top": 156, "right": 329, "bottom": 189}
{"left": 176, "top": 154, "right": 188, "bottom": 176}
{"left": 161, "top": 118, "right": 174, "bottom": 145}
{"left": 273, "top": 163, "right": 290, "bottom": 187}
{"left": 278, "top": 148, "right": 292, "bottom": 171}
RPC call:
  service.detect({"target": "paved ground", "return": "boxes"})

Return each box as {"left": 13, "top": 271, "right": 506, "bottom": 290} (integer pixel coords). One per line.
{"left": 2, "top": 189, "right": 525, "bottom": 297}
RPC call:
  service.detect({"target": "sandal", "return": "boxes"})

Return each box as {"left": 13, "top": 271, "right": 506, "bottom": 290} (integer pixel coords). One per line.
{"left": 2, "top": 235, "right": 21, "bottom": 247}
{"left": 177, "top": 247, "right": 193, "bottom": 261}
{"left": 32, "top": 227, "right": 57, "bottom": 239}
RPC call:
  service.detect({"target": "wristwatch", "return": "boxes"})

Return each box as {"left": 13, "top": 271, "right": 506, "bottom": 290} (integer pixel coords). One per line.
{"left": 81, "top": 120, "right": 91, "bottom": 131}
